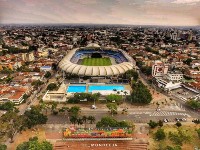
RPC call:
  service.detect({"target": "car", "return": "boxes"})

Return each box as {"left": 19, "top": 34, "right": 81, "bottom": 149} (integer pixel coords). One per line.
{"left": 175, "top": 118, "right": 180, "bottom": 121}
{"left": 163, "top": 119, "right": 169, "bottom": 123}
{"left": 181, "top": 118, "right": 187, "bottom": 122}
{"left": 91, "top": 105, "right": 97, "bottom": 109}
{"left": 156, "top": 108, "right": 161, "bottom": 111}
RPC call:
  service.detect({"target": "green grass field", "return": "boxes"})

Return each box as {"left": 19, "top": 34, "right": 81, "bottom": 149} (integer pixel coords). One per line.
{"left": 82, "top": 58, "right": 112, "bottom": 66}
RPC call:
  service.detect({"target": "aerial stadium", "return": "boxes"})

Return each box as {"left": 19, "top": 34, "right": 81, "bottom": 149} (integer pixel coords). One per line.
{"left": 59, "top": 43, "right": 135, "bottom": 77}
{"left": 43, "top": 44, "right": 135, "bottom": 102}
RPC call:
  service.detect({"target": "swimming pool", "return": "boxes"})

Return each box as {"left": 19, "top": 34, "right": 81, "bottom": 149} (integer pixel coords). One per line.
{"left": 67, "top": 85, "right": 86, "bottom": 93}
{"left": 88, "top": 85, "right": 124, "bottom": 92}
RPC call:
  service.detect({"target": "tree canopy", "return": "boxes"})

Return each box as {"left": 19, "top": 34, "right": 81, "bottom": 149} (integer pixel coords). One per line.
{"left": 68, "top": 93, "right": 100, "bottom": 103}
{"left": 46, "top": 83, "right": 57, "bottom": 91}
{"left": 0, "top": 102, "right": 15, "bottom": 111}
{"left": 129, "top": 80, "right": 152, "bottom": 104}
{"left": 186, "top": 99, "right": 200, "bottom": 110}
{"left": 106, "top": 94, "right": 122, "bottom": 104}
{"left": 96, "top": 116, "right": 131, "bottom": 128}
{"left": 154, "top": 128, "right": 166, "bottom": 141}
{"left": 24, "top": 106, "right": 48, "bottom": 129}
{"left": 16, "top": 136, "right": 52, "bottom": 150}
{"left": 106, "top": 103, "right": 118, "bottom": 115}
{"left": 44, "top": 71, "right": 51, "bottom": 78}
{"left": 124, "top": 70, "right": 138, "bottom": 81}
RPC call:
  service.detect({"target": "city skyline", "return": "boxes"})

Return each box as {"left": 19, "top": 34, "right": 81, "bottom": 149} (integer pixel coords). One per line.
{"left": 0, "top": 0, "right": 200, "bottom": 26}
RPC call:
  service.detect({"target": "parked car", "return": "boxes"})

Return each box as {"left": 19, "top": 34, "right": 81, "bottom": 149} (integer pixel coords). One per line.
{"left": 163, "top": 119, "right": 169, "bottom": 123}
{"left": 91, "top": 105, "right": 97, "bottom": 109}
{"left": 175, "top": 118, "right": 180, "bottom": 121}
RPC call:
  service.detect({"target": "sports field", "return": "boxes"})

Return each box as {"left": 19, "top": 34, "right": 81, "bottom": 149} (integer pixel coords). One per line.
{"left": 82, "top": 58, "right": 112, "bottom": 66}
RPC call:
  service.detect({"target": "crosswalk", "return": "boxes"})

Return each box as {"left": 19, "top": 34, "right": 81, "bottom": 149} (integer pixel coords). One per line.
{"left": 129, "top": 111, "right": 190, "bottom": 117}
{"left": 150, "top": 111, "right": 190, "bottom": 117}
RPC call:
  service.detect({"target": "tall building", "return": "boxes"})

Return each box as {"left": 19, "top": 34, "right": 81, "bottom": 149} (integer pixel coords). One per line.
{"left": 170, "top": 33, "right": 177, "bottom": 41}
{"left": 152, "top": 60, "right": 168, "bottom": 77}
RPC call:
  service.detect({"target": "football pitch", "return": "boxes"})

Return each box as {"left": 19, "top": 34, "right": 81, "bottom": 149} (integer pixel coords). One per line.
{"left": 82, "top": 58, "right": 112, "bottom": 66}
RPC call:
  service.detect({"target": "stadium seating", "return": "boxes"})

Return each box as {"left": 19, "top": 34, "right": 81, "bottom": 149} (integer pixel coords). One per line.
{"left": 70, "top": 49, "right": 128, "bottom": 64}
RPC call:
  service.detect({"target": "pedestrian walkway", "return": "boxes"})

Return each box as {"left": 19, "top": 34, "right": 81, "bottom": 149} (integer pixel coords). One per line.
{"left": 129, "top": 111, "right": 190, "bottom": 117}
{"left": 150, "top": 111, "right": 190, "bottom": 117}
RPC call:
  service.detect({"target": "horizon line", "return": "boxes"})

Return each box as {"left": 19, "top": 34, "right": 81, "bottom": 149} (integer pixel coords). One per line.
{"left": 0, "top": 23, "right": 199, "bottom": 28}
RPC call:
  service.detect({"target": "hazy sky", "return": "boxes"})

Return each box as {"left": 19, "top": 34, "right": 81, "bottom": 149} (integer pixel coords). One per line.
{"left": 0, "top": 0, "right": 200, "bottom": 26}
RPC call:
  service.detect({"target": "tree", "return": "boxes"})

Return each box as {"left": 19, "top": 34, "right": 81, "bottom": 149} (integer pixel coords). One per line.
{"left": 0, "top": 102, "right": 15, "bottom": 111}
{"left": 46, "top": 83, "right": 57, "bottom": 91}
{"left": 24, "top": 106, "right": 48, "bottom": 129}
{"left": 106, "top": 103, "right": 118, "bottom": 116}
{"left": 58, "top": 106, "right": 69, "bottom": 115}
{"left": 96, "top": 116, "right": 118, "bottom": 128}
{"left": 148, "top": 120, "right": 158, "bottom": 129}
{"left": 50, "top": 102, "right": 58, "bottom": 114}
{"left": 70, "top": 116, "right": 77, "bottom": 126}
{"left": 165, "top": 145, "right": 181, "bottom": 150}
{"left": 169, "top": 129, "right": 191, "bottom": 146}
{"left": 68, "top": 106, "right": 81, "bottom": 117}
{"left": 16, "top": 136, "right": 53, "bottom": 150}
{"left": 175, "top": 122, "right": 182, "bottom": 127}
{"left": 106, "top": 94, "right": 122, "bottom": 104}
{"left": 31, "top": 80, "right": 44, "bottom": 89}
{"left": 87, "top": 116, "right": 95, "bottom": 127}
{"left": 44, "top": 71, "right": 51, "bottom": 78}
{"left": 130, "top": 80, "right": 152, "bottom": 104}
{"left": 196, "top": 128, "right": 200, "bottom": 139}
{"left": 82, "top": 116, "right": 88, "bottom": 128}
{"left": 0, "top": 144, "right": 7, "bottom": 150}
{"left": 140, "top": 66, "right": 152, "bottom": 76}
{"left": 124, "top": 70, "right": 138, "bottom": 81}
{"left": 186, "top": 99, "right": 200, "bottom": 110}
{"left": 183, "top": 58, "right": 192, "bottom": 66}
{"left": 155, "top": 128, "right": 166, "bottom": 141}
{"left": 77, "top": 118, "right": 83, "bottom": 128}
{"left": 22, "top": 94, "right": 29, "bottom": 103}
{"left": 158, "top": 120, "right": 163, "bottom": 127}
{"left": 96, "top": 116, "right": 131, "bottom": 128}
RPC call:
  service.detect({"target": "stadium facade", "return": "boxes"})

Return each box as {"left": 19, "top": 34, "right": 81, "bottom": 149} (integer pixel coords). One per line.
{"left": 59, "top": 44, "right": 135, "bottom": 77}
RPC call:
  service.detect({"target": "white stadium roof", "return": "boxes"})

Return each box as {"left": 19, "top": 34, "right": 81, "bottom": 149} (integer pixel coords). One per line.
{"left": 59, "top": 47, "right": 135, "bottom": 76}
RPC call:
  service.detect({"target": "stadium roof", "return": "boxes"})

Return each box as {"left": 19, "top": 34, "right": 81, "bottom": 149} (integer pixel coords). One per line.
{"left": 59, "top": 48, "right": 135, "bottom": 76}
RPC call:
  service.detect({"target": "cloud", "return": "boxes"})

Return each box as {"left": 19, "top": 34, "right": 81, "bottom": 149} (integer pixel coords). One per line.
{"left": 0, "top": 0, "right": 199, "bottom": 25}
{"left": 172, "top": 0, "right": 200, "bottom": 4}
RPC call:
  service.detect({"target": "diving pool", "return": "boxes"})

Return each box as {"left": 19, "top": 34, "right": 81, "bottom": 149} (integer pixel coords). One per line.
{"left": 67, "top": 85, "right": 86, "bottom": 93}
{"left": 88, "top": 85, "right": 124, "bottom": 92}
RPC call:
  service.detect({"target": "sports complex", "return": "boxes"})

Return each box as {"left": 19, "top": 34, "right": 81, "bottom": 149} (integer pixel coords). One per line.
{"left": 59, "top": 43, "right": 135, "bottom": 77}
{"left": 43, "top": 44, "right": 135, "bottom": 101}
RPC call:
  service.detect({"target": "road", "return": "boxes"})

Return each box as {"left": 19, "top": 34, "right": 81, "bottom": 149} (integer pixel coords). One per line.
{"left": 17, "top": 73, "right": 58, "bottom": 115}
{"left": 138, "top": 70, "right": 200, "bottom": 119}
{"left": 46, "top": 108, "right": 193, "bottom": 124}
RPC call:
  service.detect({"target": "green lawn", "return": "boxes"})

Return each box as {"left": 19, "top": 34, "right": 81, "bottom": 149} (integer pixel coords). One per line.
{"left": 82, "top": 58, "right": 112, "bottom": 66}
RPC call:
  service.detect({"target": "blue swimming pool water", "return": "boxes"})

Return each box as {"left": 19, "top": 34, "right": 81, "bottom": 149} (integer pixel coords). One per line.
{"left": 88, "top": 85, "right": 124, "bottom": 92}
{"left": 67, "top": 85, "right": 86, "bottom": 93}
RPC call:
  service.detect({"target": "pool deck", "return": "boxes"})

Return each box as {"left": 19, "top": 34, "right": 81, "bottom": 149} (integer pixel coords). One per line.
{"left": 66, "top": 83, "right": 132, "bottom": 95}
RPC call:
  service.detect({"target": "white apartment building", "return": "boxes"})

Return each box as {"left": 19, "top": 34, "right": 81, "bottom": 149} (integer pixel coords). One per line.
{"left": 166, "top": 72, "right": 183, "bottom": 82}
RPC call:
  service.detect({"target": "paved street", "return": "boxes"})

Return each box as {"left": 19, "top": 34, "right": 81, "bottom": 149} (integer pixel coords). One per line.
{"left": 46, "top": 108, "right": 193, "bottom": 124}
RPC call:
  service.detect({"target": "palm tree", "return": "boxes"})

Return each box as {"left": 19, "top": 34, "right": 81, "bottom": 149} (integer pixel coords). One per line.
{"left": 87, "top": 116, "right": 95, "bottom": 128}
{"left": 51, "top": 102, "right": 58, "bottom": 114}
{"left": 82, "top": 116, "right": 88, "bottom": 129}
{"left": 124, "top": 91, "right": 128, "bottom": 109}
{"left": 70, "top": 116, "right": 77, "bottom": 127}
{"left": 68, "top": 106, "right": 81, "bottom": 116}
{"left": 40, "top": 102, "right": 49, "bottom": 115}
{"left": 77, "top": 118, "right": 83, "bottom": 128}
{"left": 59, "top": 106, "right": 69, "bottom": 115}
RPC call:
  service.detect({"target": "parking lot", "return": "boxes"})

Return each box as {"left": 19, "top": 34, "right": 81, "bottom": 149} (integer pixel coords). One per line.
{"left": 170, "top": 87, "right": 198, "bottom": 102}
